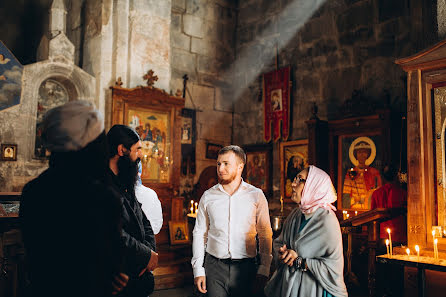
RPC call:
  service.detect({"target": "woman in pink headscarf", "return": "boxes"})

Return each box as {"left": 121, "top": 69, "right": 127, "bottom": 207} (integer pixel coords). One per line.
{"left": 265, "top": 165, "right": 347, "bottom": 297}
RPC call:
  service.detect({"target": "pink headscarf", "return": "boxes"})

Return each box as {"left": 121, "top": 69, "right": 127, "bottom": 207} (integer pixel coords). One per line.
{"left": 300, "top": 165, "right": 337, "bottom": 214}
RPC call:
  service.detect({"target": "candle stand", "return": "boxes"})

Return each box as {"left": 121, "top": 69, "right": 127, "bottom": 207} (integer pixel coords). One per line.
{"left": 376, "top": 254, "right": 446, "bottom": 297}
{"left": 340, "top": 207, "right": 406, "bottom": 297}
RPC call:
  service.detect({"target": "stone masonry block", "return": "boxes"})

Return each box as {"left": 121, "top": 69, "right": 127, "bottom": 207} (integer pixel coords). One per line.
{"left": 186, "top": 0, "right": 208, "bottom": 18}
{"left": 189, "top": 83, "right": 215, "bottom": 111}
{"left": 171, "top": 48, "right": 196, "bottom": 72}
{"left": 171, "top": 13, "right": 182, "bottom": 31}
{"left": 339, "top": 27, "right": 374, "bottom": 45}
{"left": 191, "top": 37, "right": 216, "bottom": 56}
{"left": 197, "top": 110, "right": 232, "bottom": 142}
{"left": 336, "top": 0, "right": 374, "bottom": 33}
{"left": 300, "top": 15, "right": 336, "bottom": 44}
{"left": 183, "top": 14, "right": 205, "bottom": 38}
{"left": 172, "top": 0, "right": 186, "bottom": 12}
{"left": 215, "top": 87, "right": 233, "bottom": 112}
{"left": 197, "top": 55, "right": 219, "bottom": 74}
{"left": 172, "top": 30, "right": 191, "bottom": 51}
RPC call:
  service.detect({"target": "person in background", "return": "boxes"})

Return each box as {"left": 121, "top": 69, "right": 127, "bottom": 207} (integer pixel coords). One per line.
{"left": 371, "top": 164, "right": 407, "bottom": 297}
{"left": 135, "top": 162, "right": 163, "bottom": 234}
{"left": 107, "top": 125, "right": 158, "bottom": 297}
{"left": 192, "top": 145, "right": 273, "bottom": 297}
{"left": 265, "top": 165, "right": 347, "bottom": 297}
{"left": 20, "top": 100, "right": 127, "bottom": 297}
{"left": 371, "top": 164, "right": 407, "bottom": 244}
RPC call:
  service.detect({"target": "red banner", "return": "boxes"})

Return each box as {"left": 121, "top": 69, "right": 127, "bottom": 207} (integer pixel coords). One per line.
{"left": 263, "top": 66, "right": 291, "bottom": 142}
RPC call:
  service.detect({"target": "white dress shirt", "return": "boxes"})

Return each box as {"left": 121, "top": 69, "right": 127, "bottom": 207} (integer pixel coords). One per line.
{"left": 191, "top": 180, "right": 273, "bottom": 277}
{"left": 135, "top": 184, "right": 163, "bottom": 234}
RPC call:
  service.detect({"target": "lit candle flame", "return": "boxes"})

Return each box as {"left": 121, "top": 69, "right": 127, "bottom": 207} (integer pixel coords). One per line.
{"left": 406, "top": 248, "right": 410, "bottom": 256}
{"left": 387, "top": 229, "right": 392, "bottom": 256}
{"left": 415, "top": 245, "right": 419, "bottom": 253}
{"left": 434, "top": 238, "right": 439, "bottom": 259}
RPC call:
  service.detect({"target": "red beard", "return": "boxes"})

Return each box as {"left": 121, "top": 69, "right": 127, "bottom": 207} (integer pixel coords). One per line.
{"left": 218, "top": 172, "right": 237, "bottom": 185}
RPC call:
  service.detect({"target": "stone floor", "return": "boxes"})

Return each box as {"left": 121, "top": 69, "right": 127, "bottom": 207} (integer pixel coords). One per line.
{"left": 151, "top": 285, "right": 195, "bottom": 297}
{"left": 150, "top": 286, "right": 367, "bottom": 297}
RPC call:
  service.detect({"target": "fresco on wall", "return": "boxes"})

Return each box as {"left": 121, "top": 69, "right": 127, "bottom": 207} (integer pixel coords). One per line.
{"left": 0, "top": 41, "right": 23, "bottom": 111}
{"left": 34, "top": 79, "right": 69, "bottom": 158}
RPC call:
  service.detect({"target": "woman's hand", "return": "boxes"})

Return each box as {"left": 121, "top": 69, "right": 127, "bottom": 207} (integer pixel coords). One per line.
{"left": 279, "top": 244, "right": 298, "bottom": 266}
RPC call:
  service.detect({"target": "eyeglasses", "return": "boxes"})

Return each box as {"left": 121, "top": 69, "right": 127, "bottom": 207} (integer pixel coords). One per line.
{"left": 294, "top": 176, "right": 306, "bottom": 184}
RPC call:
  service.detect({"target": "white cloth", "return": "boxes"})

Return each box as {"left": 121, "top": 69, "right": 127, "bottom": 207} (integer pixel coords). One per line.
{"left": 192, "top": 180, "right": 273, "bottom": 278}
{"left": 135, "top": 184, "right": 163, "bottom": 235}
{"left": 300, "top": 165, "right": 337, "bottom": 214}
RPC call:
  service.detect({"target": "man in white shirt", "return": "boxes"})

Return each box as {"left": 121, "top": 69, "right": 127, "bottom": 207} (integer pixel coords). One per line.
{"left": 135, "top": 162, "right": 163, "bottom": 234}
{"left": 192, "top": 145, "right": 273, "bottom": 297}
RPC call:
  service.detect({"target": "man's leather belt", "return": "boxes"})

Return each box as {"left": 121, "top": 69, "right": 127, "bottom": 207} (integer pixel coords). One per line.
{"left": 208, "top": 253, "right": 255, "bottom": 265}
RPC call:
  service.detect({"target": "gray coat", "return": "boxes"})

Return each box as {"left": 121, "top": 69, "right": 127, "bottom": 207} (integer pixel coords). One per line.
{"left": 264, "top": 207, "right": 348, "bottom": 297}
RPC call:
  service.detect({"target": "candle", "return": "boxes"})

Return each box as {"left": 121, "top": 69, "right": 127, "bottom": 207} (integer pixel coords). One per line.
{"left": 280, "top": 195, "right": 284, "bottom": 214}
{"left": 434, "top": 238, "right": 438, "bottom": 259}
{"left": 195, "top": 202, "right": 198, "bottom": 213}
{"left": 190, "top": 200, "right": 194, "bottom": 207}
{"left": 355, "top": 211, "right": 358, "bottom": 216}
{"left": 190, "top": 206, "right": 193, "bottom": 214}
{"left": 387, "top": 228, "right": 393, "bottom": 256}
{"left": 346, "top": 213, "right": 350, "bottom": 219}
{"left": 415, "top": 245, "right": 420, "bottom": 262}
{"left": 406, "top": 248, "right": 410, "bottom": 257}
{"left": 385, "top": 239, "right": 390, "bottom": 257}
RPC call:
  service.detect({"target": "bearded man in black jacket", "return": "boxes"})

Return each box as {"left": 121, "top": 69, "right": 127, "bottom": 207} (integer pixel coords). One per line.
{"left": 107, "top": 124, "right": 158, "bottom": 297}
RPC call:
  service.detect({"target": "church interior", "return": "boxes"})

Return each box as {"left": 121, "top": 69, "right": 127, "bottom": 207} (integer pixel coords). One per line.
{"left": 1, "top": 0, "right": 446, "bottom": 296}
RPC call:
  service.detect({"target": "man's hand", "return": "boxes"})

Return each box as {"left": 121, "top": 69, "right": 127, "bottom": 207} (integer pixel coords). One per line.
{"left": 279, "top": 244, "right": 298, "bottom": 266}
{"left": 194, "top": 276, "right": 207, "bottom": 293}
{"left": 252, "top": 274, "right": 268, "bottom": 295}
{"left": 139, "top": 249, "right": 159, "bottom": 276}
{"left": 111, "top": 273, "right": 129, "bottom": 295}
{"left": 147, "top": 250, "right": 159, "bottom": 271}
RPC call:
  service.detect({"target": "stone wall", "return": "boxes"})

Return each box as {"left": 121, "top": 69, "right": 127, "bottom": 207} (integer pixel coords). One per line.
{"left": 232, "top": 0, "right": 437, "bottom": 211}
{"left": 169, "top": 0, "right": 238, "bottom": 193}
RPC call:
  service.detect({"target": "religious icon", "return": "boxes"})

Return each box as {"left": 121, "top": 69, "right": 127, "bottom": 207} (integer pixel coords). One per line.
{"left": 181, "top": 117, "right": 192, "bottom": 144}
{"left": 243, "top": 145, "right": 272, "bottom": 196}
{"left": 169, "top": 221, "right": 189, "bottom": 245}
{"left": 339, "top": 135, "right": 382, "bottom": 210}
{"left": 271, "top": 89, "right": 283, "bottom": 111}
{"left": 206, "top": 143, "right": 223, "bottom": 159}
{"left": 1, "top": 144, "right": 17, "bottom": 161}
{"left": 128, "top": 107, "right": 171, "bottom": 182}
{"left": 280, "top": 139, "right": 308, "bottom": 201}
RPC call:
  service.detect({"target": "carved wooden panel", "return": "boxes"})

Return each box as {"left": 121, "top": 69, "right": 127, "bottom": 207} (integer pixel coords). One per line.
{"left": 396, "top": 40, "right": 446, "bottom": 252}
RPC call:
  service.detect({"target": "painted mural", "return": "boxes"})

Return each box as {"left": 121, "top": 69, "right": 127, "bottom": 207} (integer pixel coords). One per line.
{"left": 34, "top": 79, "right": 69, "bottom": 158}
{"left": 0, "top": 41, "right": 23, "bottom": 111}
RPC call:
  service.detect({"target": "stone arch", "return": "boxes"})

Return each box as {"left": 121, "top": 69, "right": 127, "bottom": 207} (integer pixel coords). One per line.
{"left": 21, "top": 60, "right": 96, "bottom": 160}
